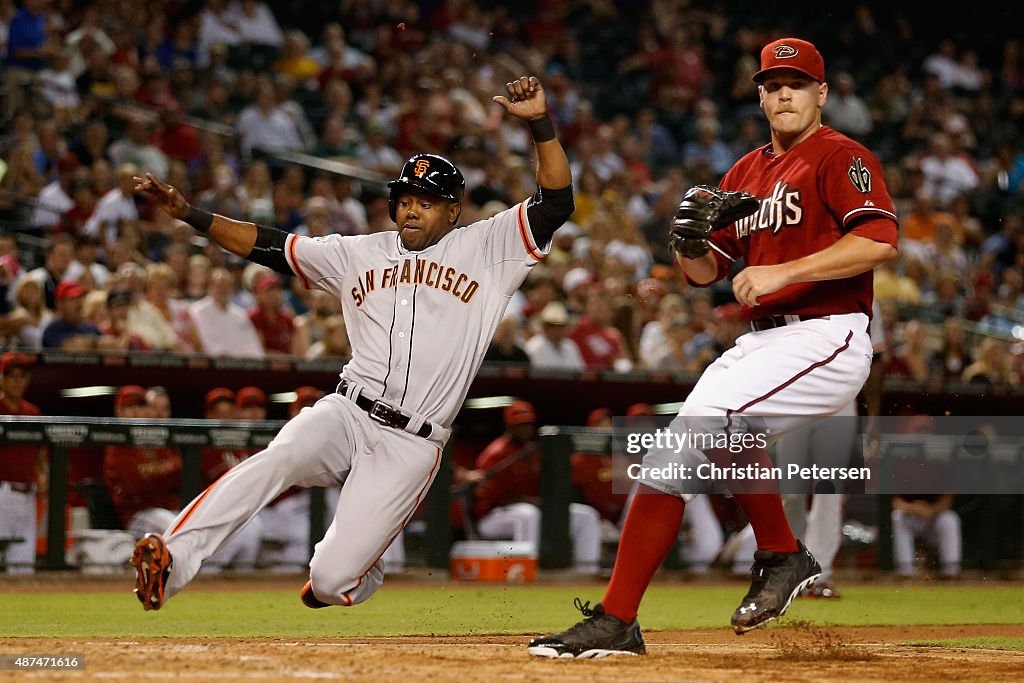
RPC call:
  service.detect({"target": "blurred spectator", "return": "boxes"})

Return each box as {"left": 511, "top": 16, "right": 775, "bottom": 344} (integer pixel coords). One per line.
{"left": 146, "top": 386, "right": 172, "bottom": 419}
{"left": 823, "top": 71, "right": 873, "bottom": 138}
{"left": 82, "top": 163, "right": 140, "bottom": 250}
{"left": 31, "top": 152, "right": 78, "bottom": 230}
{"left": 236, "top": 386, "right": 267, "bottom": 420}
{"left": 197, "top": 0, "right": 241, "bottom": 67}
{"left": 236, "top": 76, "right": 304, "bottom": 156}
{"left": 638, "top": 293, "right": 685, "bottom": 368}
{"left": 681, "top": 118, "right": 734, "bottom": 176}
{"left": 928, "top": 318, "right": 970, "bottom": 383}
{"left": 885, "top": 320, "right": 931, "bottom": 381}
{"left": 273, "top": 73, "right": 316, "bottom": 151}
{"left": 103, "top": 385, "right": 182, "bottom": 536}
{"left": 249, "top": 271, "right": 294, "bottom": 355}
{"left": 41, "top": 281, "right": 99, "bottom": 349}
{"left": 3, "top": 0, "right": 53, "bottom": 115}
{"left": 571, "top": 408, "right": 629, "bottom": 524}
{"left": 189, "top": 267, "right": 264, "bottom": 357}
{"left": 275, "top": 29, "right": 320, "bottom": 86}
{"left": 892, "top": 494, "right": 961, "bottom": 578}
{"left": 962, "top": 337, "right": 1017, "bottom": 389}
{"left": 304, "top": 314, "right": 350, "bottom": 359}
{"left": 569, "top": 289, "right": 628, "bottom": 371}
{"left": 230, "top": 0, "right": 284, "bottom": 49}
{"left": 0, "top": 352, "right": 44, "bottom": 574}
{"left": 8, "top": 277, "right": 53, "bottom": 349}
{"left": 919, "top": 133, "right": 979, "bottom": 206}
{"left": 143, "top": 263, "right": 199, "bottom": 351}
{"left": 26, "top": 233, "right": 75, "bottom": 309}
{"left": 109, "top": 116, "right": 169, "bottom": 180}
{"left": 484, "top": 316, "right": 530, "bottom": 364}
{"left": 63, "top": 235, "right": 109, "bottom": 287}
{"left": 97, "top": 287, "right": 148, "bottom": 351}
{"left": 524, "top": 302, "right": 584, "bottom": 371}
{"left": 290, "top": 288, "right": 336, "bottom": 356}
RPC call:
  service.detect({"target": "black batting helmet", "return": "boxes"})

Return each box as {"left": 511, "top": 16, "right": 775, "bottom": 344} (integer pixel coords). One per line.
{"left": 387, "top": 153, "right": 465, "bottom": 223}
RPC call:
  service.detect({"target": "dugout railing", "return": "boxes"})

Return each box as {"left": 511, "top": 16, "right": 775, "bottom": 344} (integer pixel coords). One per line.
{"left": 1, "top": 417, "right": 1021, "bottom": 572}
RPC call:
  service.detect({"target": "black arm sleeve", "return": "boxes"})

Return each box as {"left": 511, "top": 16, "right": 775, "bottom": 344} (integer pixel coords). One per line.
{"left": 247, "top": 224, "right": 294, "bottom": 276}
{"left": 525, "top": 184, "right": 574, "bottom": 250}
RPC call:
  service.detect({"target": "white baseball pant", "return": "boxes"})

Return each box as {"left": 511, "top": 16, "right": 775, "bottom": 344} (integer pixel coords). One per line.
{"left": 0, "top": 484, "right": 36, "bottom": 574}
{"left": 476, "top": 501, "right": 602, "bottom": 574}
{"left": 162, "top": 394, "right": 441, "bottom": 606}
{"left": 892, "top": 509, "right": 962, "bottom": 577}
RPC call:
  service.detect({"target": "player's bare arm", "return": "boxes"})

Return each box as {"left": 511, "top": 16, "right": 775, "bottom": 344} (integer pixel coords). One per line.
{"left": 135, "top": 173, "right": 292, "bottom": 276}
{"left": 733, "top": 232, "right": 897, "bottom": 307}
{"left": 676, "top": 252, "right": 719, "bottom": 285}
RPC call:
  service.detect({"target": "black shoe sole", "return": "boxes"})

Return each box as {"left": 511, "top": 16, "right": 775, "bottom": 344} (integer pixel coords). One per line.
{"left": 732, "top": 571, "right": 821, "bottom": 635}
{"left": 527, "top": 645, "right": 644, "bottom": 659}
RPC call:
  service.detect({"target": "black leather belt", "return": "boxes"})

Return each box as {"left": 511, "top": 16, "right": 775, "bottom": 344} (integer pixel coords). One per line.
{"left": 750, "top": 314, "right": 830, "bottom": 332}
{"left": 0, "top": 481, "right": 35, "bottom": 493}
{"left": 337, "top": 380, "right": 432, "bottom": 438}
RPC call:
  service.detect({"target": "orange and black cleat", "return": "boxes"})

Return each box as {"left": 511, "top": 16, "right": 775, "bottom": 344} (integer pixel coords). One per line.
{"left": 131, "top": 533, "right": 172, "bottom": 611}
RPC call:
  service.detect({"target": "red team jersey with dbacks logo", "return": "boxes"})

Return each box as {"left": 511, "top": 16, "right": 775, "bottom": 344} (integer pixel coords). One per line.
{"left": 702, "top": 126, "right": 898, "bottom": 320}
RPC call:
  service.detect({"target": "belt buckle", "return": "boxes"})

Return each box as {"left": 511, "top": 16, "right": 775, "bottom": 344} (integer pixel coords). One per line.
{"left": 368, "top": 400, "right": 399, "bottom": 427}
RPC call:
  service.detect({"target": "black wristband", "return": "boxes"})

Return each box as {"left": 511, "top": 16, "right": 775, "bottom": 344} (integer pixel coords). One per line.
{"left": 186, "top": 206, "right": 214, "bottom": 233}
{"left": 528, "top": 114, "right": 556, "bottom": 143}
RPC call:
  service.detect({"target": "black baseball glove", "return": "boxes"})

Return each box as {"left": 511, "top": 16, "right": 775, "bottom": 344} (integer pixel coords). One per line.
{"left": 668, "top": 185, "right": 761, "bottom": 259}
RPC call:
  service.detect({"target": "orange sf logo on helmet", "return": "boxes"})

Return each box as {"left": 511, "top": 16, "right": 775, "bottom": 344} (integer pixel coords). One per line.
{"left": 414, "top": 159, "right": 430, "bottom": 177}
{"left": 773, "top": 45, "right": 798, "bottom": 59}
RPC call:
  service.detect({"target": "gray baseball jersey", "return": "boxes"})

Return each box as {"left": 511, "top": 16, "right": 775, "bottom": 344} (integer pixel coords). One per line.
{"left": 285, "top": 200, "right": 545, "bottom": 430}
{"left": 159, "top": 199, "right": 549, "bottom": 607}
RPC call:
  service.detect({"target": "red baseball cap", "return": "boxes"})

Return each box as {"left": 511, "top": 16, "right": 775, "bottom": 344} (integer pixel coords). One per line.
{"left": 293, "top": 386, "right": 322, "bottom": 407}
{"left": 0, "top": 351, "right": 33, "bottom": 374}
{"left": 752, "top": 38, "right": 825, "bottom": 84}
{"left": 115, "top": 385, "right": 147, "bottom": 410}
{"left": 254, "top": 272, "right": 282, "bottom": 293}
{"left": 587, "top": 407, "right": 611, "bottom": 428}
{"left": 236, "top": 386, "right": 266, "bottom": 409}
{"left": 626, "top": 403, "right": 654, "bottom": 417}
{"left": 55, "top": 281, "right": 88, "bottom": 300}
{"left": 205, "top": 387, "right": 235, "bottom": 412}
{"left": 503, "top": 400, "right": 537, "bottom": 427}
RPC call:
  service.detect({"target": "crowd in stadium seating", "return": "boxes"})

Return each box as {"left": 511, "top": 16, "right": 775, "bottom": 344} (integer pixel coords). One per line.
{"left": 1, "top": 1, "right": 1023, "bottom": 390}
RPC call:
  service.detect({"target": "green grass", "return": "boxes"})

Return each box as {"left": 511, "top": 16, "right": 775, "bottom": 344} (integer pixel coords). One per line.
{"left": 1, "top": 584, "right": 1021, "bottom": 638}
{"left": 905, "top": 638, "right": 1024, "bottom": 652}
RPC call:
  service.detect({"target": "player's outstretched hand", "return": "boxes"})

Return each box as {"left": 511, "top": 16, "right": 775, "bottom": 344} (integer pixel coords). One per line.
{"left": 134, "top": 172, "right": 190, "bottom": 221}
{"left": 493, "top": 76, "right": 547, "bottom": 121}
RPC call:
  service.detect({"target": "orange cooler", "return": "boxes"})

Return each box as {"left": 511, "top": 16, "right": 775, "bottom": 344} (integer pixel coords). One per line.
{"left": 449, "top": 541, "right": 538, "bottom": 582}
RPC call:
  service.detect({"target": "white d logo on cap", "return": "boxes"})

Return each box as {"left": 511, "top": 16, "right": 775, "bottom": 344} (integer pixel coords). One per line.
{"left": 773, "top": 45, "right": 798, "bottom": 59}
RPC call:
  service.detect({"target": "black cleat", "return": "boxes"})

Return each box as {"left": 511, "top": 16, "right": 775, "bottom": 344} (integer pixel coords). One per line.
{"left": 527, "top": 599, "right": 646, "bottom": 659}
{"left": 731, "top": 540, "right": 821, "bottom": 634}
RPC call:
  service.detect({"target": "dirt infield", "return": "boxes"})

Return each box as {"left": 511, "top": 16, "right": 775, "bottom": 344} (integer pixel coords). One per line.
{"left": 3, "top": 625, "right": 1022, "bottom": 682}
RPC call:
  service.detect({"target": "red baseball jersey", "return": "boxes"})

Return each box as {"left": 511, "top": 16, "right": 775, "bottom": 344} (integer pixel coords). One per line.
{"left": 0, "top": 398, "right": 42, "bottom": 483}
{"left": 200, "top": 447, "right": 254, "bottom": 485}
{"left": 571, "top": 452, "right": 628, "bottom": 523}
{"left": 702, "top": 126, "right": 898, "bottom": 320}
{"left": 472, "top": 435, "right": 539, "bottom": 519}
{"left": 103, "top": 445, "right": 182, "bottom": 526}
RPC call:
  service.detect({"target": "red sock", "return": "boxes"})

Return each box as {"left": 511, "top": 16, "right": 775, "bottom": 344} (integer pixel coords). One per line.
{"left": 732, "top": 493, "right": 798, "bottom": 553}
{"left": 601, "top": 486, "right": 685, "bottom": 623}
{"left": 704, "top": 446, "right": 798, "bottom": 554}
